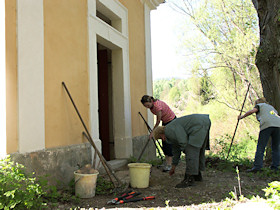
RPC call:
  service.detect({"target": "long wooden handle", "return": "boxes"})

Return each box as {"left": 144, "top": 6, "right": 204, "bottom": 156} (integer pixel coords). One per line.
{"left": 226, "top": 83, "right": 251, "bottom": 160}
{"left": 138, "top": 112, "right": 164, "bottom": 161}
{"left": 62, "top": 81, "right": 120, "bottom": 187}
{"left": 82, "top": 132, "right": 122, "bottom": 185}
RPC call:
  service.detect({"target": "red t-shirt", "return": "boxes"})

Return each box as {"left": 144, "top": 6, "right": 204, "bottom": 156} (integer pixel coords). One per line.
{"left": 150, "top": 100, "right": 176, "bottom": 124}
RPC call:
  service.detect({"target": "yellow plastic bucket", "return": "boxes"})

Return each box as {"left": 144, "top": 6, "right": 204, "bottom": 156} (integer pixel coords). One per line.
{"left": 74, "top": 170, "right": 99, "bottom": 198}
{"left": 128, "top": 163, "right": 151, "bottom": 188}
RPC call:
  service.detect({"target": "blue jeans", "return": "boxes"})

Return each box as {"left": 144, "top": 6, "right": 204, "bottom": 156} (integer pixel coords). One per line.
{"left": 254, "top": 127, "right": 280, "bottom": 169}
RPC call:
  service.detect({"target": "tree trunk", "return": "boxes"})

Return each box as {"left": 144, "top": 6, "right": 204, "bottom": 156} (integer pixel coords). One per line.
{"left": 252, "top": 0, "right": 280, "bottom": 110}
{"left": 252, "top": 0, "right": 280, "bottom": 165}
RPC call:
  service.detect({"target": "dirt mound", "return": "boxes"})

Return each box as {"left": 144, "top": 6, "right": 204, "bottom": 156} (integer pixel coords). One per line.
{"left": 75, "top": 164, "right": 98, "bottom": 174}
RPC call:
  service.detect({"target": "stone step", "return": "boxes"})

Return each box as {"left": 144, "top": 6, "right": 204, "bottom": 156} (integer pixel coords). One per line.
{"left": 98, "top": 159, "right": 128, "bottom": 174}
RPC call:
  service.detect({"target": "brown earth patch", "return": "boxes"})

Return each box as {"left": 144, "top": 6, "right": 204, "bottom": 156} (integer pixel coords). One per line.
{"left": 54, "top": 160, "right": 277, "bottom": 209}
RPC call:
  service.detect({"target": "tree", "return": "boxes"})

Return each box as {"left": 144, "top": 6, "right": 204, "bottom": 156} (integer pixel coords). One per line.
{"left": 168, "top": 0, "right": 263, "bottom": 111}
{"left": 200, "top": 70, "right": 214, "bottom": 104}
{"left": 169, "top": 86, "right": 181, "bottom": 102}
{"left": 251, "top": 0, "right": 280, "bottom": 112}
{"left": 251, "top": 0, "right": 280, "bottom": 164}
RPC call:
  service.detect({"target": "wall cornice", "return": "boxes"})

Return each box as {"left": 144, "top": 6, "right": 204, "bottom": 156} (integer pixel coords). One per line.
{"left": 141, "top": 0, "right": 165, "bottom": 10}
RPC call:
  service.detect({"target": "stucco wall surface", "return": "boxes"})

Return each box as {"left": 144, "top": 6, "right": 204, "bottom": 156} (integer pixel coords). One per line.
{"left": 5, "top": 0, "right": 18, "bottom": 153}
{"left": 44, "top": 0, "right": 89, "bottom": 148}
{"left": 5, "top": 0, "right": 154, "bottom": 156}
{"left": 118, "top": 0, "right": 149, "bottom": 138}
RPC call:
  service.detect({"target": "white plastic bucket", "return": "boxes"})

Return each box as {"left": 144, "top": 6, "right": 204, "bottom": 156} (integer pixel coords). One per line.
{"left": 128, "top": 163, "right": 151, "bottom": 188}
{"left": 74, "top": 170, "right": 99, "bottom": 198}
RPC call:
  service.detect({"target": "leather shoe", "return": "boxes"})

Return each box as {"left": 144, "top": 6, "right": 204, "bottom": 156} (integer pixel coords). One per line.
{"left": 193, "top": 171, "right": 203, "bottom": 181}
{"left": 246, "top": 167, "right": 261, "bottom": 173}
{"left": 270, "top": 167, "right": 279, "bottom": 172}
{"left": 175, "top": 175, "right": 195, "bottom": 188}
{"left": 162, "top": 165, "right": 171, "bottom": 172}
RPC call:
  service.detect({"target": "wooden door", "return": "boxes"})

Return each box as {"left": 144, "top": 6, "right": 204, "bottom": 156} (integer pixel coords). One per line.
{"left": 97, "top": 50, "right": 110, "bottom": 160}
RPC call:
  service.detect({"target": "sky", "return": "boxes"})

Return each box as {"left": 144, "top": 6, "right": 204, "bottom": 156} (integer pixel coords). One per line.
{"left": 151, "top": 2, "right": 189, "bottom": 80}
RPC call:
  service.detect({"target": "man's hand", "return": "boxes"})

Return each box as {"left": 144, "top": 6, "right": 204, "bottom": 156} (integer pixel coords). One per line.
{"left": 169, "top": 165, "right": 176, "bottom": 176}
{"left": 149, "top": 131, "right": 153, "bottom": 139}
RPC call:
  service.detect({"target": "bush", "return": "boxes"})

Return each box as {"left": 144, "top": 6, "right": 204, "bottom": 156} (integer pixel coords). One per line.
{"left": 210, "top": 134, "right": 256, "bottom": 162}
{"left": 263, "top": 181, "right": 280, "bottom": 208}
{"left": 0, "top": 156, "right": 46, "bottom": 209}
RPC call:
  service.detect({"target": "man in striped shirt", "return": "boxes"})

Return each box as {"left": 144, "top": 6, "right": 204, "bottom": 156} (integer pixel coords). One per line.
{"left": 141, "top": 95, "right": 177, "bottom": 172}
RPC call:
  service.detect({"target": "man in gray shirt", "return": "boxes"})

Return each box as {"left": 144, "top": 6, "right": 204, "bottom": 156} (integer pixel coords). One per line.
{"left": 239, "top": 97, "right": 280, "bottom": 173}
{"left": 153, "top": 114, "right": 211, "bottom": 188}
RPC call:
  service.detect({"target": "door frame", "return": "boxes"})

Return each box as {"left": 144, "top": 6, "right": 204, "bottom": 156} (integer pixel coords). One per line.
{"left": 88, "top": 0, "right": 133, "bottom": 159}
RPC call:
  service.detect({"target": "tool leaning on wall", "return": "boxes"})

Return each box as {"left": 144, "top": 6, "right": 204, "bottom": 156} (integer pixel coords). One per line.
{"left": 137, "top": 111, "right": 165, "bottom": 162}
{"left": 62, "top": 82, "right": 122, "bottom": 189}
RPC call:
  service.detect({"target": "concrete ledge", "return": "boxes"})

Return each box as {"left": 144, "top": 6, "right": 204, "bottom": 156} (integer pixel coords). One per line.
{"left": 10, "top": 143, "right": 92, "bottom": 186}
{"left": 8, "top": 135, "right": 157, "bottom": 187}
{"left": 98, "top": 159, "right": 128, "bottom": 174}
{"left": 132, "top": 135, "right": 156, "bottom": 160}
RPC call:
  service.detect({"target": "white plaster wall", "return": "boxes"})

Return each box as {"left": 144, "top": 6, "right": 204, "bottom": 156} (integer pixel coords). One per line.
{"left": 0, "top": 0, "right": 6, "bottom": 158}
{"left": 17, "top": 0, "right": 45, "bottom": 153}
{"left": 122, "top": 47, "right": 132, "bottom": 136}
{"left": 144, "top": 3, "right": 154, "bottom": 127}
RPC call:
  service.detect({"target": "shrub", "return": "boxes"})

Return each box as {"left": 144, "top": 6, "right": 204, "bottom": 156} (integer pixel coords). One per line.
{"left": 0, "top": 156, "right": 46, "bottom": 209}
{"left": 210, "top": 134, "right": 256, "bottom": 162}
{"left": 263, "top": 181, "right": 280, "bottom": 208}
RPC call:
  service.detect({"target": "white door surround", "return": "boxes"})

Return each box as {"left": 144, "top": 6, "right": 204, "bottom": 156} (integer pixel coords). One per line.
{"left": 88, "top": 0, "right": 132, "bottom": 159}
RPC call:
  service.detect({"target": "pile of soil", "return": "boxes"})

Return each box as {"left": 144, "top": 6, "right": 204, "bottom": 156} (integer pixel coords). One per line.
{"left": 58, "top": 160, "right": 276, "bottom": 209}
{"left": 75, "top": 164, "right": 98, "bottom": 174}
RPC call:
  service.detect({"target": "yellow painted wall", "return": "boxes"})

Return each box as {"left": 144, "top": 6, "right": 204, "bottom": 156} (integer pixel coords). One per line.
{"left": 5, "top": 0, "right": 150, "bottom": 153}
{"left": 5, "top": 0, "right": 18, "bottom": 153}
{"left": 44, "top": 0, "right": 89, "bottom": 148}
{"left": 119, "top": 0, "right": 149, "bottom": 137}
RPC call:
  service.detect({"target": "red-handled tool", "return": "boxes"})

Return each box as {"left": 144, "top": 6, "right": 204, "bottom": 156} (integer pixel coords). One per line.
{"left": 107, "top": 190, "right": 135, "bottom": 204}
{"left": 116, "top": 192, "right": 142, "bottom": 204}
{"left": 116, "top": 196, "right": 155, "bottom": 204}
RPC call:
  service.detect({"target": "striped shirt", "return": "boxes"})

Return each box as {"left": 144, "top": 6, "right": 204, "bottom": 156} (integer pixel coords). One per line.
{"left": 150, "top": 100, "right": 176, "bottom": 124}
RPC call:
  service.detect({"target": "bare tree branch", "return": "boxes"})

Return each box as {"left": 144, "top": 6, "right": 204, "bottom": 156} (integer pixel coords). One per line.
{"left": 251, "top": 0, "right": 258, "bottom": 10}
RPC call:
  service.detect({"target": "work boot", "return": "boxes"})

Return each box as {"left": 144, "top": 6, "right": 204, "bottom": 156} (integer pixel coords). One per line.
{"left": 175, "top": 175, "right": 195, "bottom": 188}
{"left": 270, "top": 166, "right": 279, "bottom": 173}
{"left": 162, "top": 165, "right": 172, "bottom": 172}
{"left": 193, "top": 171, "right": 203, "bottom": 181}
{"left": 246, "top": 167, "right": 261, "bottom": 173}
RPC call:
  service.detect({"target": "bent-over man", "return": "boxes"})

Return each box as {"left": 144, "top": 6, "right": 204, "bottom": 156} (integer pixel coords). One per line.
{"left": 153, "top": 114, "right": 211, "bottom": 188}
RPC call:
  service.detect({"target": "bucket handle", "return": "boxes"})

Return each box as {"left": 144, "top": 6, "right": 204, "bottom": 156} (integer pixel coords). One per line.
{"left": 75, "top": 177, "right": 82, "bottom": 184}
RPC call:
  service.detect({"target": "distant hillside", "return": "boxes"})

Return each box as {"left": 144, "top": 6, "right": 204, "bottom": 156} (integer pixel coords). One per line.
{"left": 153, "top": 78, "right": 259, "bottom": 159}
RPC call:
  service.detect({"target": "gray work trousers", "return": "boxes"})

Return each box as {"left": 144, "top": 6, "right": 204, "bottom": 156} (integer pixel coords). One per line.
{"left": 184, "top": 130, "right": 209, "bottom": 175}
